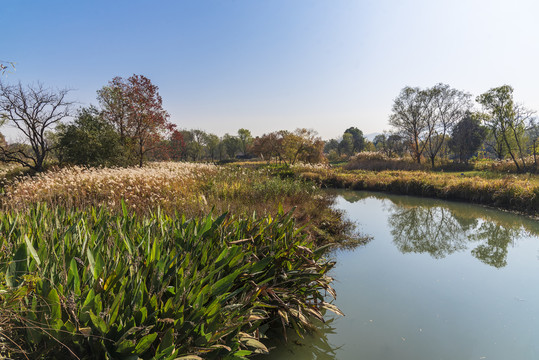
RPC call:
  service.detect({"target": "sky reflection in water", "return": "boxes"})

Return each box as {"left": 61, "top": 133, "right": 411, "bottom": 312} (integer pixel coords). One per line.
{"left": 261, "top": 191, "right": 539, "bottom": 360}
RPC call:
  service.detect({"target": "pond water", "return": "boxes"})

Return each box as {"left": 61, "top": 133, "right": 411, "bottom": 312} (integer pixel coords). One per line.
{"left": 262, "top": 191, "right": 539, "bottom": 360}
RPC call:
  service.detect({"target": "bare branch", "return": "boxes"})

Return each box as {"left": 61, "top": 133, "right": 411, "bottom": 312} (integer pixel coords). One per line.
{"left": 0, "top": 81, "right": 73, "bottom": 171}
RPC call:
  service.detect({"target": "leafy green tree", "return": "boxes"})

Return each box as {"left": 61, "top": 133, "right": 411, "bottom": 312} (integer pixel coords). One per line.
{"left": 476, "top": 111, "right": 505, "bottom": 160}
{"left": 237, "top": 128, "right": 253, "bottom": 156}
{"left": 182, "top": 129, "right": 206, "bottom": 161}
{"left": 477, "top": 85, "right": 534, "bottom": 172}
{"left": 56, "top": 106, "right": 124, "bottom": 166}
{"left": 448, "top": 112, "right": 486, "bottom": 163}
{"left": 205, "top": 133, "right": 220, "bottom": 161}
{"left": 339, "top": 133, "right": 354, "bottom": 157}
{"left": 527, "top": 119, "right": 539, "bottom": 168}
{"left": 253, "top": 129, "right": 324, "bottom": 165}
{"left": 344, "top": 127, "right": 365, "bottom": 153}
{"left": 373, "top": 134, "right": 386, "bottom": 149}
{"left": 323, "top": 139, "right": 340, "bottom": 155}
{"left": 386, "top": 134, "right": 406, "bottom": 157}
{"left": 222, "top": 133, "right": 241, "bottom": 159}
{"left": 373, "top": 134, "right": 403, "bottom": 156}
{"left": 280, "top": 128, "right": 325, "bottom": 165}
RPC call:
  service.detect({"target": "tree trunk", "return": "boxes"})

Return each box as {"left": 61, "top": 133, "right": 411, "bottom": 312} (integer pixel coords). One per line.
{"left": 533, "top": 139, "right": 537, "bottom": 172}
{"left": 501, "top": 133, "right": 520, "bottom": 172}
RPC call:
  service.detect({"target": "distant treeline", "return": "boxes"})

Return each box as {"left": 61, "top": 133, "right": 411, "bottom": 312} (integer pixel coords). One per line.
{"left": 0, "top": 76, "right": 537, "bottom": 172}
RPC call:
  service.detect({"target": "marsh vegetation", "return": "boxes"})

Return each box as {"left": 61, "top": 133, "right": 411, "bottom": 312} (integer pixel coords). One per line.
{"left": 0, "top": 162, "right": 357, "bottom": 359}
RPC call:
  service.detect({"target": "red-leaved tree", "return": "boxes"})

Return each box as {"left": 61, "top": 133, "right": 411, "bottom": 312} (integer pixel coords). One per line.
{"left": 98, "top": 75, "right": 173, "bottom": 166}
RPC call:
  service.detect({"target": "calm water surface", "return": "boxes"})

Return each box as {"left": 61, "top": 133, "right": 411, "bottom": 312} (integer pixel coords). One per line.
{"left": 262, "top": 191, "right": 539, "bottom": 360}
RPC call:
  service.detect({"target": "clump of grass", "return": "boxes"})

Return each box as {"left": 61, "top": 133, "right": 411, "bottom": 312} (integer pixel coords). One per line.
{"left": 0, "top": 204, "right": 340, "bottom": 359}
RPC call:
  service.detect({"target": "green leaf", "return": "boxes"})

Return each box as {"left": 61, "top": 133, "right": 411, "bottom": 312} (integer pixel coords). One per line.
{"left": 116, "top": 339, "right": 136, "bottom": 354}
{"left": 109, "top": 290, "right": 124, "bottom": 325}
{"left": 95, "top": 253, "right": 105, "bottom": 279}
{"left": 90, "top": 310, "right": 108, "bottom": 334}
{"left": 68, "top": 258, "right": 81, "bottom": 296}
{"left": 6, "top": 244, "right": 27, "bottom": 288}
{"left": 134, "top": 332, "right": 158, "bottom": 355}
{"left": 156, "top": 327, "right": 174, "bottom": 356}
{"left": 47, "top": 288, "right": 61, "bottom": 320}
{"left": 211, "top": 269, "right": 241, "bottom": 297}
{"left": 47, "top": 288, "right": 63, "bottom": 330}
{"left": 150, "top": 238, "right": 159, "bottom": 263}
{"left": 231, "top": 350, "right": 252, "bottom": 357}
{"left": 249, "top": 256, "right": 272, "bottom": 274}
{"left": 121, "top": 198, "right": 128, "bottom": 217}
{"left": 81, "top": 289, "right": 95, "bottom": 311}
{"left": 24, "top": 235, "right": 40, "bottom": 267}
{"left": 87, "top": 247, "right": 96, "bottom": 278}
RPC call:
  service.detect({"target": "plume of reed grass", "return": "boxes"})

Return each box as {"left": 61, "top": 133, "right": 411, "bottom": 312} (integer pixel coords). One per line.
{"left": 2, "top": 163, "right": 356, "bottom": 245}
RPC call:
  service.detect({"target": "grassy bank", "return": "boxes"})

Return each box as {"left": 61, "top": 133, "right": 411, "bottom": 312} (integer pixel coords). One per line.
{"left": 293, "top": 165, "right": 539, "bottom": 216}
{"left": 0, "top": 205, "right": 339, "bottom": 359}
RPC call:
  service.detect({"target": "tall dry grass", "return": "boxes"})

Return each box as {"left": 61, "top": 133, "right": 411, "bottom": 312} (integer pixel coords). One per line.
{"left": 2, "top": 162, "right": 217, "bottom": 212}
{"left": 344, "top": 152, "right": 426, "bottom": 171}
{"left": 1, "top": 162, "right": 357, "bottom": 245}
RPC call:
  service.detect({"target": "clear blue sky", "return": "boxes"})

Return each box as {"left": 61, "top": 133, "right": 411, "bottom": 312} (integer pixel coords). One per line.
{"left": 3, "top": 0, "right": 539, "bottom": 140}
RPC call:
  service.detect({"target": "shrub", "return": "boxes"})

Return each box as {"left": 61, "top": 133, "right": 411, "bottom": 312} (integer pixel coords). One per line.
{"left": 344, "top": 152, "right": 426, "bottom": 171}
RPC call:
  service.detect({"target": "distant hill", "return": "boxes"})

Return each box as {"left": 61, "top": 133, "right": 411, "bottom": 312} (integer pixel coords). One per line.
{"left": 364, "top": 132, "right": 382, "bottom": 141}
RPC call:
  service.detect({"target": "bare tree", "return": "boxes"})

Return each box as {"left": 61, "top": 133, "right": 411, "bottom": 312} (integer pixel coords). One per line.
{"left": 390, "top": 84, "right": 471, "bottom": 166}
{"left": 0, "top": 82, "right": 73, "bottom": 171}
{"left": 0, "top": 60, "right": 15, "bottom": 75}
{"left": 424, "top": 84, "right": 472, "bottom": 167}
{"left": 389, "top": 87, "right": 434, "bottom": 164}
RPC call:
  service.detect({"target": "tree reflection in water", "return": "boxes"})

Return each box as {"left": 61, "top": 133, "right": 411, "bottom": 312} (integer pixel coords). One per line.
{"left": 389, "top": 206, "right": 469, "bottom": 258}
{"left": 469, "top": 222, "right": 521, "bottom": 268}
{"left": 333, "top": 190, "right": 539, "bottom": 269}
{"left": 386, "top": 202, "right": 528, "bottom": 268}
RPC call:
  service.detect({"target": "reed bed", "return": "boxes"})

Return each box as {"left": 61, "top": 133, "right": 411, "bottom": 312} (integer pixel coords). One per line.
{"left": 2, "top": 162, "right": 355, "bottom": 245}
{"left": 0, "top": 163, "right": 25, "bottom": 186}
{"left": 2, "top": 162, "right": 217, "bottom": 212}
{"left": 0, "top": 205, "right": 339, "bottom": 359}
